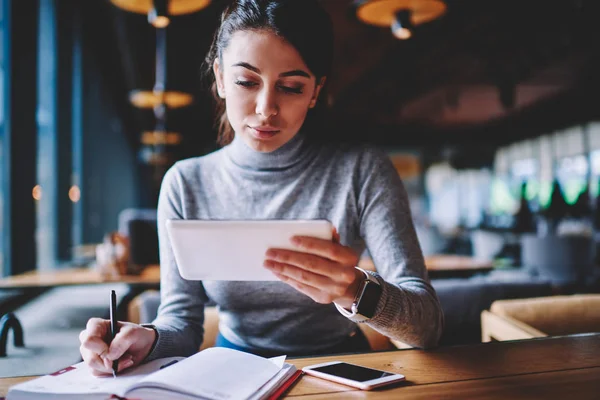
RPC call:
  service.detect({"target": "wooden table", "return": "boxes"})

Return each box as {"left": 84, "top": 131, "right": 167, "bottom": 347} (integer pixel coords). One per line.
{"left": 1, "top": 334, "right": 599, "bottom": 399}
{"left": 0, "top": 265, "right": 160, "bottom": 289}
{"left": 0, "top": 265, "right": 160, "bottom": 321}
{"left": 2, "top": 255, "right": 489, "bottom": 288}
{"left": 284, "top": 333, "right": 600, "bottom": 398}
{"left": 359, "top": 254, "right": 493, "bottom": 278}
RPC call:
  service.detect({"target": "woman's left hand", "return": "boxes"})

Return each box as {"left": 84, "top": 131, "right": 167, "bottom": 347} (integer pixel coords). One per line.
{"left": 263, "top": 229, "right": 363, "bottom": 309}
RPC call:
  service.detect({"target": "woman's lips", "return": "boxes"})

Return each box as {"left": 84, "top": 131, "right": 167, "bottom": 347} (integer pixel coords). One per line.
{"left": 249, "top": 126, "right": 280, "bottom": 140}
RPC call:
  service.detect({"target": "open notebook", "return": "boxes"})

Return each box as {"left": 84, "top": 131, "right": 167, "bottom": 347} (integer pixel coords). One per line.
{"left": 7, "top": 347, "right": 300, "bottom": 400}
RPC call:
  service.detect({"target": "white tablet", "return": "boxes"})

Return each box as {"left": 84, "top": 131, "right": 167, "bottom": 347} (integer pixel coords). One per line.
{"left": 165, "top": 219, "right": 333, "bottom": 281}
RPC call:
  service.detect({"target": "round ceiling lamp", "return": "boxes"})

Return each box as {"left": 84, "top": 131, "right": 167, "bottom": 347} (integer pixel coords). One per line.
{"left": 139, "top": 145, "right": 171, "bottom": 166}
{"left": 129, "top": 90, "right": 193, "bottom": 109}
{"left": 141, "top": 131, "right": 183, "bottom": 146}
{"left": 355, "top": 0, "right": 447, "bottom": 40}
{"left": 110, "top": 0, "right": 211, "bottom": 27}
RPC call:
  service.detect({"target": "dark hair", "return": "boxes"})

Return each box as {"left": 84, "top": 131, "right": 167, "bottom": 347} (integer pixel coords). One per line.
{"left": 204, "top": 0, "right": 334, "bottom": 146}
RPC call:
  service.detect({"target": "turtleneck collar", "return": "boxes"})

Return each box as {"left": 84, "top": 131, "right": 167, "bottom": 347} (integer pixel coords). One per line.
{"left": 225, "top": 131, "right": 311, "bottom": 172}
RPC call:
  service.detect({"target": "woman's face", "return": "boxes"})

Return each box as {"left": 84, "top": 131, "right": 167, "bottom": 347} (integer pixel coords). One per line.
{"left": 214, "top": 30, "right": 325, "bottom": 153}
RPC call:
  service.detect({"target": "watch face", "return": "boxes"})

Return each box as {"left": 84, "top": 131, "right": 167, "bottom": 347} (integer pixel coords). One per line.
{"left": 356, "top": 280, "right": 382, "bottom": 318}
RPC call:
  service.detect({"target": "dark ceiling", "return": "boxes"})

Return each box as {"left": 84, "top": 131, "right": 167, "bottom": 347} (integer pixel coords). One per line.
{"left": 93, "top": 0, "right": 600, "bottom": 159}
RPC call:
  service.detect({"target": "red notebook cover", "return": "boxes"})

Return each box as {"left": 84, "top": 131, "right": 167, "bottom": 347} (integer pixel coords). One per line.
{"left": 266, "top": 370, "right": 304, "bottom": 400}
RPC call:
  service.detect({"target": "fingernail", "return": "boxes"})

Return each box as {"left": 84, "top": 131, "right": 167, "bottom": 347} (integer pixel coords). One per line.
{"left": 291, "top": 237, "right": 300, "bottom": 245}
{"left": 124, "top": 359, "right": 134, "bottom": 368}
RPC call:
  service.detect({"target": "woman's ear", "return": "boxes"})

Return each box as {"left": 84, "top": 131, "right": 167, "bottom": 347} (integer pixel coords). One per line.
{"left": 309, "top": 77, "right": 327, "bottom": 109}
{"left": 213, "top": 59, "right": 225, "bottom": 99}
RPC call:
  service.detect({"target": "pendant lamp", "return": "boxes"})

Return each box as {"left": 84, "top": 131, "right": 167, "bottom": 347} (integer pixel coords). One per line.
{"left": 141, "top": 131, "right": 183, "bottom": 146}
{"left": 129, "top": 24, "right": 194, "bottom": 109}
{"left": 129, "top": 90, "right": 193, "bottom": 109}
{"left": 355, "top": 0, "right": 447, "bottom": 40}
{"left": 110, "top": 0, "right": 211, "bottom": 27}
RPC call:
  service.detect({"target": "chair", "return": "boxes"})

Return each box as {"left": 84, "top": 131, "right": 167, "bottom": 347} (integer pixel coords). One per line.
{"left": 520, "top": 234, "right": 595, "bottom": 284}
{"left": 117, "top": 208, "right": 159, "bottom": 269}
{"left": 127, "top": 289, "right": 400, "bottom": 352}
{"left": 481, "top": 294, "right": 600, "bottom": 342}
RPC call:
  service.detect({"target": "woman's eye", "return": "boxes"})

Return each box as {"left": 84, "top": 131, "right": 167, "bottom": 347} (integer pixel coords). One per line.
{"left": 235, "top": 80, "right": 258, "bottom": 88}
{"left": 279, "top": 86, "right": 303, "bottom": 95}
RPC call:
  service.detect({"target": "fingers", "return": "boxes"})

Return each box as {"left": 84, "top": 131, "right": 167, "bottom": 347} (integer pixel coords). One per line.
{"left": 265, "top": 249, "right": 356, "bottom": 284}
{"left": 332, "top": 227, "right": 340, "bottom": 244}
{"left": 265, "top": 249, "right": 342, "bottom": 277}
{"left": 289, "top": 235, "right": 359, "bottom": 266}
{"left": 86, "top": 317, "right": 109, "bottom": 337}
{"left": 114, "top": 353, "right": 135, "bottom": 373}
{"left": 81, "top": 346, "right": 112, "bottom": 375}
{"left": 265, "top": 261, "right": 350, "bottom": 300}
{"left": 107, "top": 326, "right": 137, "bottom": 361}
{"left": 81, "top": 343, "right": 136, "bottom": 376}
{"left": 80, "top": 318, "right": 140, "bottom": 376}
{"left": 272, "top": 272, "right": 335, "bottom": 304}
{"left": 79, "top": 329, "right": 109, "bottom": 355}
{"left": 79, "top": 318, "right": 111, "bottom": 365}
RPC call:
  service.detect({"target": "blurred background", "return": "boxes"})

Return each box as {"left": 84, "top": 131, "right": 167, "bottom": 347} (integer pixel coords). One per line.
{"left": 3, "top": 0, "right": 600, "bottom": 276}
{"left": 1, "top": 0, "right": 600, "bottom": 378}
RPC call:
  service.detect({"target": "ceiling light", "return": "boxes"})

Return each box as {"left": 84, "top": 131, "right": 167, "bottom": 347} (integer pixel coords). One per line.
{"left": 139, "top": 146, "right": 171, "bottom": 166}
{"left": 129, "top": 90, "right": 193, "bottom": 109}
{"left": 391, "top": 10, "right": 413, "bottom": 40}
{"left": 141, "top": 131, "right": 183, "bottom": 146}
{"left": 109, "top": 0, "right": 211, "bottom": 20}
{"left": 355, "top": 0, "right": 446, "bottom": 39}
{"left": 148, "top": 0, "right": 170, "bottom": 28}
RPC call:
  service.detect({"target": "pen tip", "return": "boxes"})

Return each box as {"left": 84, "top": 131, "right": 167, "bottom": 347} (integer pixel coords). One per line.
{"left": 112, "top": 371, "right": 117, "bottom": 378}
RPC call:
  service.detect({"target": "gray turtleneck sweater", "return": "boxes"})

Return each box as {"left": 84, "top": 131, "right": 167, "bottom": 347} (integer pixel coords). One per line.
{"left": 147, "top": 133, "right": 443, "bottom": 360}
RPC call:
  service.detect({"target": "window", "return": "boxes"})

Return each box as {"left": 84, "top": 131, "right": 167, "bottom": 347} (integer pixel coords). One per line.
{"left": 0, "top": 0, "right": 6, "bottom": 276}
{"left": 555, "top": 154, "right": 588, "bottom": 205}
{"left": 590, "top": 150, "right": 600, "bottom": 197}
{"left": 36, "top": 0, "right": 57, "bottom": 269}
{"left": 510, "top": 157, "right": 540, "bottom": 211}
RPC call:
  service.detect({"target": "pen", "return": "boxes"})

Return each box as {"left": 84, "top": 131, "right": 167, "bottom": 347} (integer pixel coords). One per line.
{"left": 110, "top": 290, "right": 119, "bottom": 378}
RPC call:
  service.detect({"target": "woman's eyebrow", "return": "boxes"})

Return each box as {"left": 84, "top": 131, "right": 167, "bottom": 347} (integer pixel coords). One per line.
{"left": 232, "top": 62, "right": 260, "bottom": 73}
{"left": 232, "top": 62, "right": 310, "bottom": 78}
{"left": 279, "top": 69, "right": 310, "bottom": 78}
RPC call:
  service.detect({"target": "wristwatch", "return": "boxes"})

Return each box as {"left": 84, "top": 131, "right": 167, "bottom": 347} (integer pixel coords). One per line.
{"left": 335, "top": 267, "right": 382, "bottom": 322}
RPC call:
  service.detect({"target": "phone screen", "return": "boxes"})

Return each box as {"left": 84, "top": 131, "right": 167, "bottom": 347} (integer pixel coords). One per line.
{"left": 310, "top": 363, "right": 395, "bottom": 382}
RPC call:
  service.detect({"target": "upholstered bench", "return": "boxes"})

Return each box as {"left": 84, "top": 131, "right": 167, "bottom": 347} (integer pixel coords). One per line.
{"left": 481, "top": 294, "right": 600, "bottom": 342}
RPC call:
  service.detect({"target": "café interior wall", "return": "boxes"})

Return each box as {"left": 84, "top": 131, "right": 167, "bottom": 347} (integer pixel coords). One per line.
{"left": 78, "top": 47, "right": 138, "bottom": 245}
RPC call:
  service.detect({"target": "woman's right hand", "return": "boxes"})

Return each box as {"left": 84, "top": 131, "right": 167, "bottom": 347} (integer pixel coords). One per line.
{"left": 79, "top": 318, "right": 157, "bottom": 376}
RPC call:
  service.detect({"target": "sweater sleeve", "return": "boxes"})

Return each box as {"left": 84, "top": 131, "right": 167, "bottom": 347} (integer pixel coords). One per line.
{"left": 144, "top": 164, "right": 208, "bottom": 361}
{"left": 355, "top": 148, "right": 444, "bottom": 349}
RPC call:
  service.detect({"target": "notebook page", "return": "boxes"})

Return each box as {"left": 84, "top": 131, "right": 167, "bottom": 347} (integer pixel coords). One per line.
{"left": 8, "top": 357, "right": 183, "bottom": 398}
{"left": 129, "top": 347, "right": 282, "bottom": 400}
{"left": 268, "top": 355, "right": 287, "bottom": 369}
{"left": 247, "top": 363, "right": 297, "bottom": 400}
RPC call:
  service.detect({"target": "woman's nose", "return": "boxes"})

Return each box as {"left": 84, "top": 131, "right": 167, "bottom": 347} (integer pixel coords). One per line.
{"left": 255, "top": 88, "right": 279, "bottom": 118}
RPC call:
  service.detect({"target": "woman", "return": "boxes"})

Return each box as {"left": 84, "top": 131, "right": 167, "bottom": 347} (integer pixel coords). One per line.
{"left": 80, "top": 0, "right": 443, "bottom": 375}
